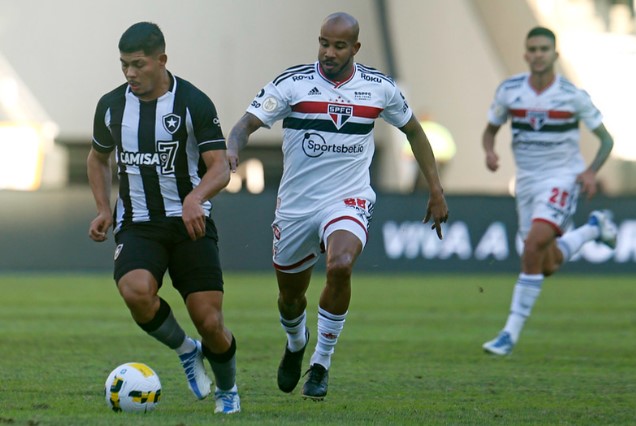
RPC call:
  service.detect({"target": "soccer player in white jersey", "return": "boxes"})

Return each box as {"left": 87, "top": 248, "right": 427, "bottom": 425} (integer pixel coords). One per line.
{"left": 481, "top": 26, "right": 617, "bottom": 356}
{"left": 87, "top": 22, "right": 240, "bottom": 413}
{"left": 227, "top": 12, "right": 448, "bottom": 400}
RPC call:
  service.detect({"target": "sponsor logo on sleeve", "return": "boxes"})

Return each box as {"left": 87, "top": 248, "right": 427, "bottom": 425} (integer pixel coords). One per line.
{"left": 262, "top": 97, "right": 278, "bottom": 112}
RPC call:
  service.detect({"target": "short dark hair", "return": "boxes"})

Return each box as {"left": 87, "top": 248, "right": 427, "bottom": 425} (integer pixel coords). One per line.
{"left": 118, "top": 22, "right": 165, "bottom": 55}
{"left": 526, "top": 26, "right": 556, "bottom": 45}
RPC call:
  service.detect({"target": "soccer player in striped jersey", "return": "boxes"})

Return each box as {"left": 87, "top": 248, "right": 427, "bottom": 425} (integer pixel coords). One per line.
{"left": 481, "top": 26, "right": 617, "bottom": 356}
{"left": 227, "top": 12, "right": 448, "bottom": 400}
{"left": 87, "top": 22, "right": 239, "bottom": 413}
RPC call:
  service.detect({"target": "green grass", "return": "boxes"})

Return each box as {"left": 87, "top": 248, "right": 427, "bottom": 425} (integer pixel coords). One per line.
{"left": 0, "top": 273, "right": 633, "bottom": 425}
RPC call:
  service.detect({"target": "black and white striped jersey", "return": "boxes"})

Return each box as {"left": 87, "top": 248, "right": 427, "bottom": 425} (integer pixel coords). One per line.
{"left": 92, "top": 73, "right": 226, "bottom": 232}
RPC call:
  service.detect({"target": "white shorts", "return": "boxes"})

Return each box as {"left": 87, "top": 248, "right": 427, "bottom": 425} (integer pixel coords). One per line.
{"left": 516, "top": 175, "right": 580, "bottom": 240}
{"left": 271, "top": 197, "right": 373, "bottom": 273}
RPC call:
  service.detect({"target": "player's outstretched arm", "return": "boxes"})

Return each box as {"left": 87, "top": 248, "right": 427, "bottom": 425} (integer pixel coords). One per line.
{"left": 399, "top": 115, "right": 448, "bottom": 239}
{"left": 226, "top": 112, "right": 265, "bottom": 173}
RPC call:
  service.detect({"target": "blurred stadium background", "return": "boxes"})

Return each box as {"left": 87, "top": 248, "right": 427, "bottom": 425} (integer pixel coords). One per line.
{"left": 0, "top": 0, "right": 634, "bottom": 273}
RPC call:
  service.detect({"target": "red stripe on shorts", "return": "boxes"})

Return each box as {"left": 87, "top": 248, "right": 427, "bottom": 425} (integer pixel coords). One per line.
{"left": 274, "top": 253, "right": 316, "bottom": 271}
{"left": 323, "top": 215, "right": 368, "bottom": 240}
{"left": 532, "top": 218, "right": 563, "bottom": 236}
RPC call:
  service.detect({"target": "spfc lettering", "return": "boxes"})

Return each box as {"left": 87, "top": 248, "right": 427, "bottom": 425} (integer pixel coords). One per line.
{"left": 328, "top": 104, "right": 352, "bottom": 129}
{"left": 354, "top": 91, "right": 371, "bottom": 100}
{"left": 162, "top": 113, "right": 181, "bottom": 134}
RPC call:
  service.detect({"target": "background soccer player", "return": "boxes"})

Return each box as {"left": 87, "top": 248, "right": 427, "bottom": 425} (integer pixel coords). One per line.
{"left": 481, "top": 26, "right": 617, "bottom": 356}
{"left": 87, "top": 22, "right": 240, "bottom": 413}
{"left": 227, "top": 12, "right": 448, "bottom": 400}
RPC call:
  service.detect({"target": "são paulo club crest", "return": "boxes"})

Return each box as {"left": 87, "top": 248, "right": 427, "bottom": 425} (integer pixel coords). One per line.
{"left": 327, "top": 104, "right": 352, "bottom": 129}
{"left": 162, "top": 113, "right": 181, "bottom": 135}
{"left": 527, "top": 110, "right": 548, "bottom": 131}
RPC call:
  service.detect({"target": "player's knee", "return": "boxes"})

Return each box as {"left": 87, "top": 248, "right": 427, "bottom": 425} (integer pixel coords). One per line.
{"left": 326, "top": 255, "right": 354, "bottom": 281}
{"left": 523, "top": 239, "right": 540, "bottom": 255}
{"left": 195, "top": 310, "right": 224, "bottom": 337}
{"left": 117, "top": 271, "right": 158, "bottom": 309}
{"left": 118, "top": 282, "right": 154, "bottom": 311}
{"left": 542, "top": 262, "right": 560, "bottom": 277}
{"left": 542, "top": 244, "right": 563, "bottom": 277}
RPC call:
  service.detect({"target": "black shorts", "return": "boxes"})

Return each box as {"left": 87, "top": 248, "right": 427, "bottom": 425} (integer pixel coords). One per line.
{"left": 113, "top": 217, "right": 224, "bottom": 299}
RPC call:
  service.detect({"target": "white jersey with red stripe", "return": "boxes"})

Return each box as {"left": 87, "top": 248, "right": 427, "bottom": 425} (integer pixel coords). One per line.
{"left": 487, "top": 72, "right": 603, "bottom": 182}
{"left": 246, "top": 61, "right": 412, "bottom": 217}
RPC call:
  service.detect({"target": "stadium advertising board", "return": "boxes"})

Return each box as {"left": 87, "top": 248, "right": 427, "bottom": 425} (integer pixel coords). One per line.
{"left": 0, "top": 190, "right": 634, "bottom": 273}
{"left": 213, "top": 192, "right": 636, "bottom": 274}
{"left": 366, "top": 195, "right": 635, "bottom": 273}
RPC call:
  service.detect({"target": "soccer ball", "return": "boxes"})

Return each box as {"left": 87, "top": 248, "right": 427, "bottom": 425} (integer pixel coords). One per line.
{"left": 104, "top": 362, "right": 162, "bottom": 413}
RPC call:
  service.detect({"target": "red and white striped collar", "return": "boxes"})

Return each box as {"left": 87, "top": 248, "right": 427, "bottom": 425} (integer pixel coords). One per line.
{"left": 317, "top": 62, "right": 357, "bottom": 88}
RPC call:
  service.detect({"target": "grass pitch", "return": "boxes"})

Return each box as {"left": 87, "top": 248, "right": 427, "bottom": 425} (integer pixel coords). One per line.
{"left": 0, "top": 272, "right": 633, "bottom": 425}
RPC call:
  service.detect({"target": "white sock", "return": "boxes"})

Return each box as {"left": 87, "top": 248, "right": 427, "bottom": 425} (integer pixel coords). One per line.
{"left": 503, "top": 273, "right": 544, "bottom": 342}
{"left": 280, "top": 311, "right": 307, "bottom": 352}
{"left": 175, "top": 336, "right": 196, "bottom": 356}
{"left": 310, "top": 307, "right": 347, "bottom": 370}
{"left": 556, "top": 224, "right": 599, "bottom": 261}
